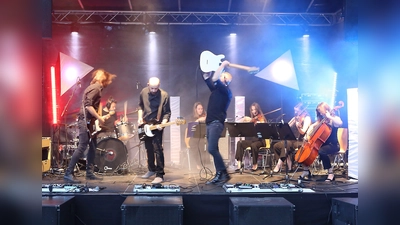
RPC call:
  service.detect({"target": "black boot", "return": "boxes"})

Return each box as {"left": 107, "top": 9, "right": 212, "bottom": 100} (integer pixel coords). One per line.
{"left": 86, "top": 164, "right": 103, "bottom": 180}
{"left": 63, "top": 167, "right": 81, "bottom": 183}
{"left": 206, "top": 170, "right": 231, "bottom": 185}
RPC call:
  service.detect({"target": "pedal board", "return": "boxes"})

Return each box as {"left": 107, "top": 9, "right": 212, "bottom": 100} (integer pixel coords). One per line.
{"left": 133, "top": 184, "right": 180, "bottom": 193}
{"left": 223, "top": 183, "right": 315, "bottom": 193}
{"left": 42, "top": 184, "right": 103, "bottom": 193}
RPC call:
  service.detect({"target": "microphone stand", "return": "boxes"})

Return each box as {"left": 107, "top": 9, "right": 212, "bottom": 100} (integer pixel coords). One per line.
{"left": 59, "top": 78, "right": 81, "bottom": 168}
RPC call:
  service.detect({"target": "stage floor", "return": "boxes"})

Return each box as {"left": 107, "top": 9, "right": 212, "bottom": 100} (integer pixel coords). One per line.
{"left": 42, "top": 163, "right": 358, "bottom": 225}
{"left": 42, "top": 163, "right": 358, "bottom": 195}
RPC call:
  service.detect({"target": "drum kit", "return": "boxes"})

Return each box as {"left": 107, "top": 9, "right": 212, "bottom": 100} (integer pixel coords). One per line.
{"left": 61, "top": 106, "right": 140, "bottom": 174}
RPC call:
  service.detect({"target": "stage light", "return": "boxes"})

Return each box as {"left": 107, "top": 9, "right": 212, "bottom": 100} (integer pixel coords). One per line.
{"left": 70, "top": 23, "right": 79, "bottom": 34}
{"left": 51, "top": 66, "right": 58, "bottom": 124}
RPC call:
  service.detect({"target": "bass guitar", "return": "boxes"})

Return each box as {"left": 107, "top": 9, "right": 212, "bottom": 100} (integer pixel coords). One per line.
{"left": 138, "top": 118, "right": 186, "bottom": 140}
{"left": 200, "top": 50, "right": 259, "bottom": 74}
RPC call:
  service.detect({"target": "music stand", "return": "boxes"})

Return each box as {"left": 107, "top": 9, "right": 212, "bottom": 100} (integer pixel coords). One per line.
{"left": 225, "top": 122, "right": 257, "bottom": 173}
{"left": 265, "top": 122, "right": 297, "bottom": 184}
{"left": 186, "top": 122, "right": 207, "bottom": 172}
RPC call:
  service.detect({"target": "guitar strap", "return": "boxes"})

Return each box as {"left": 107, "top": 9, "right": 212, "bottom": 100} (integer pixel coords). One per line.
{"left": 156, "top": 91, "right": 165, "bottom": 122}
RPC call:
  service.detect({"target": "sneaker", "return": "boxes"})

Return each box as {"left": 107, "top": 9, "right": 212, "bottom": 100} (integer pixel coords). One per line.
{"left": 151, "top": 177, "right": 164, "bottom": 184}
{"left": 206, "top": 170, "right": 231, "bottom": 185}
{"left": 86, "top": 174, "right": 103, "bottom": 180}
{"left": 64, "top": 174, "right": 81, "bottom": 184}
{"left": 141, "top": 171, "right": 156, "bottom": 179}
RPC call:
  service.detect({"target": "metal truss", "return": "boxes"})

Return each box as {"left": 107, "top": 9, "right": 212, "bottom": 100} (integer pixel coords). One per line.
{"left": 52, "top": 10, "right": 343, "bottom": 26}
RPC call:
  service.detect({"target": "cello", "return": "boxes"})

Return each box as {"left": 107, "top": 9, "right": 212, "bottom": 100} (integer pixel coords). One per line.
{"left": 294, "top": 102, "right": 344, "bottom": 166}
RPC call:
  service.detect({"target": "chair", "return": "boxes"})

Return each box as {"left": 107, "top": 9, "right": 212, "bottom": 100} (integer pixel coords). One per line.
{"left": 240, "top": 139, "right": 274, "bottom": 175}
{"left": 332, "top": 128, "right": 349, "bottom": 178}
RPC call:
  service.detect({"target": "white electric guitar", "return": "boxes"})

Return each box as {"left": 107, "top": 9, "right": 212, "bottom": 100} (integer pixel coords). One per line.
{"left": 200, "top": 50, "right": 259, "bottom": 74}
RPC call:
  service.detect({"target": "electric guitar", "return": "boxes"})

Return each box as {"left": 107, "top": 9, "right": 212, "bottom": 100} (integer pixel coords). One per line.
{"left": 199, "top": 50, "right": 259, "bottom": 74}
{"left": 87, "top": 110, "right": 115, "bottom": 138}
{"left": 138, "top": 118, "right": 186, "bottom": 140}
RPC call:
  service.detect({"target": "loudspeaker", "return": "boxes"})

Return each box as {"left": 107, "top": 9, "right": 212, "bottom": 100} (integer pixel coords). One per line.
{"left": 121, "top": 196, "right": 183, "bottom": 225}
{"left": 41, "top": 0, "right": 52, "bottom": 39}
{"left": 42, "top": 196, "right": 75, "bottom": 225}
{"left": 42, "top": 137, "right": 52, "bottom": 173}
{"left": 332, "top": 197, "right": 358, "bottom": 225}
{"left": 229, "top": 197, "right": 295, "bottom": 225}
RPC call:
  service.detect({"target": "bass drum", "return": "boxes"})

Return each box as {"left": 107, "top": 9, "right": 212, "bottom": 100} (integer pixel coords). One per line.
{"left": 94, "top": 137, "right": 127, "bottom": 173}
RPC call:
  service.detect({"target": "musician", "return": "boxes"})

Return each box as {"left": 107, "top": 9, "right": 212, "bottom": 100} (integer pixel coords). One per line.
{"left": 138, "top": 77, "right": 171, "bottom": 184}
{"left": 299, "top": 102, "right": 343, "bottom": 181}
{"left": 96, "top": 96, "right": 129, "bottom": 141}
{"left": 184, "top": 102, "right": 209, "bottom": 170}
{"left": 96, "top": 96, "right": 118, "bottom": 140}
{"left": 234, "top": 102, "right": 267, "bottom": 172}
{"left": 272, "top": 102, "right": 311, "bottom": 173}
{"left": 203, "top": 60, "right": 232, "bottom": 185}
{"left": 64, "top": 69, "right": 116, "bottom": 183}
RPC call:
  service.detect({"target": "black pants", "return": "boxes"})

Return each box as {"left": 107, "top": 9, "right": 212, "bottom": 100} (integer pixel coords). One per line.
{"left": 272, "top": 140, "right": 302, "bottom": 161}
{"left": 235, "top": 139, "right": 265, "bottom": 165}
{"left": 144, "top": 129, "right": 165, "bottom": 178}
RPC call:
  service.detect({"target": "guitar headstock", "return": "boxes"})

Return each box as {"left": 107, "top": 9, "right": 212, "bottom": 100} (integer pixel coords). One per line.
{"left": 175, "top": 118, "right": 187, "bottom": 126}
{"left": 200, "top": 50, "right": 225, "bottom": 73}
{"left": 248, "top": 67, "right": 260, "bottom": 74}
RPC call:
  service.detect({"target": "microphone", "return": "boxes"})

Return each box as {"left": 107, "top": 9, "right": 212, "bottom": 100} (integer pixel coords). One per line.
{"left": 136, "top": 81, "right": 139, "bottom": 90}
{"left": 77, "top": 77, "right": 81, "bottom": 88}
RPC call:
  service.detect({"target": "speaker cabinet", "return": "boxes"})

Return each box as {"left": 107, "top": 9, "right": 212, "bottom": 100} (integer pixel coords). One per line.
{"left": 332, "top": 197, "right": 358, "bottom": 225}
{"left": 229, "top": 197, "right": 295, "bottom": 225}
{"left": 121, "top": 196, "right": 183, "bottom": 225}
{"left": 42, "top": 137, "right": 51, "bottom": 172}
{"left": 42, "top": 196, "right": 75, "bottom": 225}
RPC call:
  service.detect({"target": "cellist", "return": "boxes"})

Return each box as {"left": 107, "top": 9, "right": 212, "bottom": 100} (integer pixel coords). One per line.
{"left": 299, "top": 102, "right": 343, "bottom": 181}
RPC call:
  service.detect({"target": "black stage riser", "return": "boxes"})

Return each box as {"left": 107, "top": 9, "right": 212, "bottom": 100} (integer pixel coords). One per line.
{"left": 42, "top": 193, "right": 357, "bottom": 225}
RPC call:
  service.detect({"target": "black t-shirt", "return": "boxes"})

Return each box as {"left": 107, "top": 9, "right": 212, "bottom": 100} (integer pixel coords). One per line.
{"left": 204, "top": 78, "right": 232, "bottom": 124}
{"left": 100, "top": 108, "right": 117, "bottom": 133}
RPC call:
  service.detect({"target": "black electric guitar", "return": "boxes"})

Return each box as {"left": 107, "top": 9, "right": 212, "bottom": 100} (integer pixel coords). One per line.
{"left": 138, "top": 118, "right": 186, "bottom": 140}
{"left": 87, "top": 110, "right": 116, "bottom": 139}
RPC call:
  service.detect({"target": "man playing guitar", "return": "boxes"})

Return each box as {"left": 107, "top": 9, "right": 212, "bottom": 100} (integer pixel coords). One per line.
{"left": 64, "top": 69, "right": 116, "bottom": 183}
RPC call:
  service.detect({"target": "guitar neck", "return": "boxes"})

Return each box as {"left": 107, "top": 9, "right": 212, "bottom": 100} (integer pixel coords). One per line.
{"left": 148, "top": 121, "right": 176, "bottom": 130}
{"left": 228, "top": 63, "right": 259, "bottom": 73}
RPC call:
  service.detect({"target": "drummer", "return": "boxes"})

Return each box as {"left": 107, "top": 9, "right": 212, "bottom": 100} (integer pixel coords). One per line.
{"left": 97, "top": 96, "right": 127, "bottom": 141}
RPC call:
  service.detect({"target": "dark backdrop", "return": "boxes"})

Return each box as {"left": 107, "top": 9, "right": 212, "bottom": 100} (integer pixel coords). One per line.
{"left": 42, "top": 23, "right": 357, "bottom": 158}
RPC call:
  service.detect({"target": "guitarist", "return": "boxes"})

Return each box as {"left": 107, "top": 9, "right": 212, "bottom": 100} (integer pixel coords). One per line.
{"left": 138, "top": 77, "right": 171, "bottom": 184}
{"left": 64, "top": 69, "right": 116, "bottom": 183}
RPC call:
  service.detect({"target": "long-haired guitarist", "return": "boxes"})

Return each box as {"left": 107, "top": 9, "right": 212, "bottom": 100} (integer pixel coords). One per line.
{"left": 137, "top": 77, "right": 171, "bottom": 184}
{"left": 299, "top": 102, "right": 343, "bottom": 182}
{"left": 64, "top": 69, "right": 116, "bottom": 183}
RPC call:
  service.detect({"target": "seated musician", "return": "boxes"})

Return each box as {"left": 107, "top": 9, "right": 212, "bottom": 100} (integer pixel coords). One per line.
{"left": 234, "top": 102, "right": 266, "bottom": 172}
{"left": 272, "top": 102, "right": 311, "bottom": 173}
{"left": 299, "top": 102, "right": 343, "bottom": 181}
{"left": 97, "top": 96, "right": 127, "bottom": 141}
{"left": 184, "top": 102, "right": 210, "bottom": 170}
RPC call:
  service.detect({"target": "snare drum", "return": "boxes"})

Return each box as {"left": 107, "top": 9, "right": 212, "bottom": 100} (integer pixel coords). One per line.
{"left": 116, "top": 122, "right": 135, "bottom": 141}
{"left": 94, "top": 137, "right": 127, "bottom": 173}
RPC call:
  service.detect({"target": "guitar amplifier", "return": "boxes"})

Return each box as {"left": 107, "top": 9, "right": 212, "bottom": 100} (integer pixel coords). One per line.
{"left": 42, "top": 137, "right": 51, "bottom": 173}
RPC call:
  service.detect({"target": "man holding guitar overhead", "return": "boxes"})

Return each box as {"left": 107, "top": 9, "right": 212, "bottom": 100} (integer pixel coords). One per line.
{"left": 64, "top": 69, "right": 116, "bottom": 183}
{"left": 298, "top": 102, "right": 343, "bottom": 182}
{"left": 203, "top": 60, "right": 232, "bottom": 185}
{"left": 138, "top": 77, "right": 171, "bottom": 184}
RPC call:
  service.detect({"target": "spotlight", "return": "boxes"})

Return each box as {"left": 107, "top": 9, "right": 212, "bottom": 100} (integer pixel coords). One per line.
{"left": 70, "top": 23, "right": 79, "bottom": 34}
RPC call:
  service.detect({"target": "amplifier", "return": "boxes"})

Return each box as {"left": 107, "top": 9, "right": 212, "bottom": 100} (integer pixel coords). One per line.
{"left": 42, "top": 137, "right": 51, "bottom": 173}
{"left": 42, "top": 196, "right": 75, "bottom": 225}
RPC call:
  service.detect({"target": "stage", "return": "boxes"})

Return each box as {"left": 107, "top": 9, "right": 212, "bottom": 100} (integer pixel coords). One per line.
{"left": 42, "top": 163, "right": 358, "bottom": 225}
